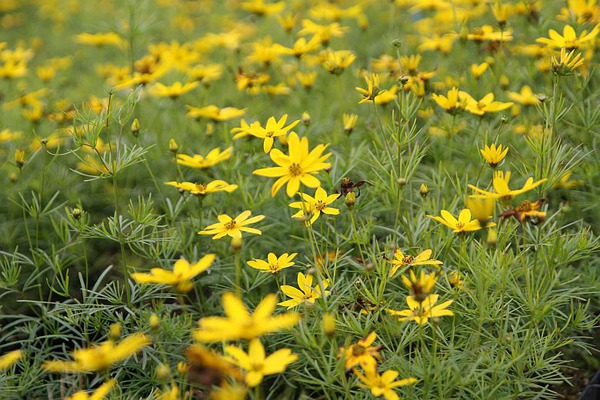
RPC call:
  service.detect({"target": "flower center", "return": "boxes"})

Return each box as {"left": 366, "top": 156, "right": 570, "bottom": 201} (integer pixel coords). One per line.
{"left": 315, "top": 200, "right": 326, "bottom": 211}
{"left": 266, "top": 131, "right": 274, "bottom": 137}
{"left": 352, "top": 345, "right": 366, "bottom": 356}
{"left": 289, "top": 163, "right": 302, "bottom": 176}
{"left": 402, "top": 255, "right": 415, "bottom": 265}
{"left": 224, "top": 221, "right": 237, "bottom": 230}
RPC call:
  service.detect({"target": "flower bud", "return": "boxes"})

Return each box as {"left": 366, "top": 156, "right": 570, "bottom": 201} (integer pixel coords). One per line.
{"left": 397, "top": 178, "right": 407, "bottom": 187}
{"left": 169, "top": 138, "right": 179, "bottom": 154}
{"left": 15, "top": 149, "right": 25, "bottom": 169}
{"left": 131, "top": 118, "right": 141, "bottom": 136}
{"left": 302, "top": 112, "right": 311, "bottom": 126}
{"left": 109, "top": 323, "right": 121, "bottom": 341}
{"left": 345, "top": 192, "right": 356, "bottom": 210}
{"left": 322, "top": 313, "right": 336, "bottom": 338}
{"left": 487, "top": 228, "right": 498, "bottom": 247}
{"left": 231, "top": 236, "right": 243, "bottom": 252}
{"left": 149, "top": 313, "right": 160, "bottom": 332}
{"left": 156, "top": 363, "right": 171, "bottom": 381}
{"left": 71, "top": 208, "right": 83, "bottom": 220}
{"left": 419, "top": 183, "right": 429, "bottom": 198}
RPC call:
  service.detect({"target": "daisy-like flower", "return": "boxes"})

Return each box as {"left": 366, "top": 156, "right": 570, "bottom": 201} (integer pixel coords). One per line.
{"left": 356, "top": 73, "right": 381, "bottom": 104}
{"left": 354, "top": 366, "right": 417, "bottom": 400}
{"left": 389, "top": 249, "right": 442, "bottom": 278}
{"left": 552, "top": 48, "right": 585, "bottom": 75}
{"left": 253, "top": 132, "right": 332, "bottom": 197}
{"left": 224, "top": 339, "right": 297, "bottom": 387}
{"left": 507, "top": 86, "right": 540, "bottom": 106}
{"left": 468, "top": 171, "right": 547, "bottom": 202}
{"left": 0, "top": 350, "right": 22, "bottom": 370}
{"left": 401, "top": 270, "right": 438, "bottom": 303}
{"left": 176, "top": 147, "right": 232, "bottom": 169}
{"left": 185, "top": 105, "right": 246, "bottom": 122}
{"left": 343, "top": 113, "right": 358, "bottom": 133}
{"left": 240, "top": 0, "right": 285, "bottom": 16}
{"left": 64, "top": 379, "right": 116, "bottom": 400}
{"left": 459, "top": 91, "right": 513, "bottom": 116}
{"left": 198, "top": 210, "right": 265, "bottom": 240}
{"left": 500, "top": 199, "right": 546, "bottom": 224}
{"left": 321, "top": 49, "right": 356, "bottom": 75}
{"left": 536, "top": 24, "right": 600, "bottom": 50}
{"left": 338, "top": 332, "right": 382, "bottom": 370}
{"left": 289, "top": 187, "right": 340, "bottom": 225}
{"left": 466, "top": 197, "right": 496, "bottom": 227}
{"left": 131, "top": 255, "right": 216, "bottom": 293}
{"left": 164, "top": 180, "right": 238, "bottom": 196}
{"left": 247, "top": 252, "right": 297, "bottom": 274}
{"left": 387, "top": 294, "right": 454, "bottom": 325}
{"left": 279, "top": 272, "right": 330, "bottom": 309}
{"left": 431, "top": 87, "right": 465, "bottom": 114}
{"left": 232, "top": 114, "right": 300, "bottom": 153}
{"left": 74, "top": 32, "right": 124, "bottom": 47}
{"left": 480, "top": 143, "right": 508, "bottom": 168}
{"left": 193, "top": 292, "right": 300, "bottom": 342}
{"left": 298, "top": 20, "right": 349, "bottom": 45}
{"left": 428, "top": 209, "right": 483, "bottom": 234}
{"left": 148, "top": 81, "right": 199, "bottom": 99}
{"left": 43, "top": 333, "right": 151, "bottom": 373}
{"left": 471, "top": 62, "right": 489, "bottom": 79}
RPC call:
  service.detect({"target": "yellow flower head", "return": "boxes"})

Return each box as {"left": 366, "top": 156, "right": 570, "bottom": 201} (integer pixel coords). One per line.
{"left": 278, "top": 272, "right": 330, "bottom": 309}
{"left": 466, "top": 196, "right": 496, "bottom": 227}
{"left": 536, "top": 24, "right": 600, "bottom": 50}
{"left": 356, "top": 73, "right": 381, "bottom": 104}
{"left": 468, "top": 171, "right": 547, "bottom": 202}
{"left": 148, "top": 81, "right": 199, "bottom": 98}
{"left": 65, "top": 379, "right": 116, "bottom": 400}
{"left": 233, "top": 114, "right": 300, "bottom": 153}
{"left": 343, "top": 113, "right": 358, "bottom": 133}
{"left": 193, "top": 292, "right": 300, "bottom": 342}
{"left": 289, "top": 187, "right": 340, "bottom": 225}
{"left": 185, "top": 105, "right": 246, "bottom": 122}
{"left": 354, "top": 366, "right": 418, "bottom": 399}
{"left": 164, "top": 180, "right": 238, "bottom": 196}
{"left": 428, "top": 209, "right": 483, "bottom": 234}
{"left": 131, "top": 255, "right": 216, "bottom": 293}
{"left": 401, "top": 270, "right": 438, "bottom": 303}
{"left": 0, "top": 350, "right": 22, "bottom": 370}
{"left": 253, "top": 132, "right": 332, "bottom": 197}
{"left": 176, "top": 147, "right": 232, "bottom": 169}
{"left": 198, "top": 210, "right": 265, "bottom": 240}
{"left": 459, "top": 91, "right": 513, "bottom": 116}
{"left": 552, "top": 48, "right": 585, "bottom": 75}
{"left": 480, "top": 143, "right": 509, "bottom": 168}
{"left": 387, "top": 294, "right": 454, "bottom": 325}
{"left": 247, "top": 252, "right": 297, "bottom": 274}
{"left": 431, "top": 87, "right": 465, "bottom": 114}
{"left": 338, "top": 332, "right": 381, "bottom": 370}
{"left": 389, "top": 249, "right": 442, "bottom": 278}
{"left": 507, "top": 86, "right": 540, "bottom": 106}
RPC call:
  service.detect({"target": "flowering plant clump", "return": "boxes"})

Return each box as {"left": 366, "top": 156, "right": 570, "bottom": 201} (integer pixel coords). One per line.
{"left": 1, "top": 1, "right": 598, "bottom": 399}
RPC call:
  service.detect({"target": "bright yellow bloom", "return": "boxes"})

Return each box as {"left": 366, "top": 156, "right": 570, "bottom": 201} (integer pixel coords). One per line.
{"left": 466, "top": 197, "right": 496, "bottom": 227}
{"left": 536, "top": 24, "right": 599, "bottom": 49}
{"left": 193, "top": 292, "right": 300, "bottom": 342}
{"left": 468, "top": 171, "right": 547, "bottom": 201}
{"left": 232, "top": 114, "right": 300, "bottom": 153}
{"left": 321, "top": 49, "right": 356, "bottom": 75}
{"left": 65, "top": 379, "right": 116, "bottom": 400}
{"left": 356, "top": 73, "right": 381, "bottom": 104}
{"left": 558, "top": 0, "right": 599, "bottom": 25}
{"left": 0, "top": 350, "right": 22, "bottom": 370}
{"left": 198, "top": 210, "right": 265, "bottom": 240}
{"left": 148, "top": 81, "right": 199, "bottom": 98}
{"left": 253, "top": 132, "right": 332, "bottom": 197}
{"left": 240, "top": 0, "right": 285, "bottom": 16}
{"left": 164, "top": 180, "right": 238, "bottom": 196}
{"left": 176, "top": 147, "right": 232, "bottom": 169}
{"left": 74, "top": 32, "right": 124, "bottom": 47}
{"left": 289, "top": 187, "right": 340, "bottom": 225}
{"left": 224, "top": 339, "right": 297, "bottom": 387}
{"left": 428, "top": 209, "right": 483, "bottom": 233}
{"left": 553, "top": 171, "right": 583, "bottom": 189}
{"left": 43, "top": 333, "right": 151, "bottom": 373}
{"left": 278, "top": 272, "right": 330, "bottom": 309}
{"left": 401, "top": 270, "right": 438, "bottom": 303}
{"left": 354, "top": 367, "right": 417, "bottom": 400}
{"left": 507, "top": 86, "right": 539, "bottom": 106}
{"left": 467, "top": 25, "right": 513, "bottom": 42}
{"left": 187, "top": 63, "right": 223, "bottom": 86}
{"left": 338, "top": 332, "right": 381, "bottom": 370}
{"left": 387, "top": 294, "right": 454, "bottom": 325}
{"left": 343, "top": 113, "right": 358, "bottom": 133}
{"left": 389, "top": 249, "right": 442, "bottom": 278}
{"left": 298, "top": 20, "right": 349, "bottom": 45}
{"left": 247, "top": 252, "right": 297, "bottom": 274}
{"left": 480, "top": 143, "right": 509, "bottom": 168}
{"left": 131, "top": 255, "right": 215, "bottom": 293}
{"left": 185, "top": 105, "right": 246, "bottom": 122}
{"left": 470, "top": 62, "right": 489, "bottom": 79}
{"left": 552, "top": 48, "right": 585, "bottom": 75}
{"left": 459, "top": 91, "right": 513, "bottom": 116}
{"left": 431, "top": 87, "right": 465, "bottom": 114}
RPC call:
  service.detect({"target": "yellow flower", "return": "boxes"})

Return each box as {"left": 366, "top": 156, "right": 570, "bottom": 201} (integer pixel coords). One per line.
{"left": 343, "top": 113, "right": 358, "bottom": 133}
{"left": 468, "top": 171, "right": 547, "bottom": 202}
{"left": 401, "top": 270, "right": 438, "bottom": 303}
{"left": 0, "top": 350, "right": 22, "bottom": 370}
{"left": 431, "top": 87, "right": 465, "bottom": 114}
{"left": 507, "top": 86, "right": 539, "bottom": 106}
{"left": 224, "top": 339, "right": 297, "bottom": 387}
{"left": 289, "top": 187, "right": 340, "bottom": 225}
{"left": 466, "top": 197, "right": 496, "bottom": 227}
{"left": 470, "top": 62, "right": 489, "bottom": 79}
{"left": 459, "top": 91, "right": 513, "bottom": 116}
{"left": 65, "top": 379, "right": 116, "bottom": 400}
{"left": 193, "top": 292, "right": 300, "bottom": 342}
{"left": 185, "top": 105, "right": 246, "bottom": 122}
{"left": 74, "top": 32, "right": 124, "bottom": 47}
{"left": 536, "top": 24, "right": 599, "bottom": 49}
{"left": 278, "top": 272, "right": 330, "bottom": 309}
{"left": 148, "top": 81, "right": 199, "bottom": 98}
{"left": 500, "top": 200, "right": 547, "bottom": 224}
{"left": 240, "top": 0, "right": 285, "bottom": 16}
{"left": 298, "top": 20, "right": 349, "bottom": 45}
{"left": 387, "top": 294, "right": 454, "bottom": 325}
{"left": 43, "top": 333, "right": 151, "bottom": 373}
{"left": 553, "top": 171, "right": 583, "bottom": 189}
{"left": 131, "top": 255, "right": 216, "bottom": 293}
{"left": 356, "top": 73, "right": 381, "bottom": 104}
{"left": 552, "top": 48, "right": 585, "bottom": 75}
{"left": 247, "top": 252, "right": 297, "bottom": 274}
{"left": 557, "top": 0, "right": 599, "bottom": 24}
{"left": 428, "top": 209, "right": 483, "bottom": 233}
{"left": 176, "top": 147, "right": 232, "bottom": 169}
{"left": 198, "top": 210, "right": 265, "bottom": 240}
{"left": 321, "top": 49, "right": 356, "bottom": 75}
{"left": 14, "top": 149, "right": 25, "bottom": 168}
{"left": 164, "top": 180, "right": 238, "bottom": 196}
{"left": 354, "top": 366, "right": 418, "bottom": 400}
{"left": 467, "top": 25, "right": 513, "bottom": 42}
{"left": 338, "top": 332, "right": 382, "bottom": 371}
{"left": 480, "top": 143, "right": 509, "bottom": 168}
{"left": 253, "top": 132, "right": 332, "bottom": 197}
{"left": 233, "top": 114, "right": 300, "bottom": 153}
{"left": 389, "top": 249, "right": 442, "bottom": 278}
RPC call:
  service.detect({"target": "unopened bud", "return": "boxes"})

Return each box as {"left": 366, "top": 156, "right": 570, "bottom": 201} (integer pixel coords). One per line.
{"left": 419, "top": 183, "right": 429, "bottom": 198}
{"left": 15, "top": 149, "right": 25, "bottom": 168}
{"left": 536, "top": 94, "right": 547, "bottom": 103}
{"left": 149, "top": 313, "right": 160, "bottom": 331}
{"left": 345, "top": 192, "right": 356, "bottom": 210}
{"left": 169, "top": 138, "right": 179, "bottom": 154}
{"left": 71, "top": 208, "right": 83, "bottom": 220}
{"left": 392, "top": 39, "right": 402, "bottom": 48}
{"left": 397, "top": 178, "right": 407, "bottom": 187}
{"left": 131, "top": 118, "right": 140, "bottom": 136}
{"left": 156, "top": 363, "right": 171, "bottom": 381}
{"left": 322, "top": 313, "right": 336, "bottom": 337}
{"left": 487, "top": 228, "right": 498, "bottom": 247}
{"left": 109, "top": 323, "right": 121, "bottom": 341}
{"left": 302, "top": 112, "right": 311, "bottom": 126}
{"left": 231, "top": 236, "right": 243, "bottom": 252}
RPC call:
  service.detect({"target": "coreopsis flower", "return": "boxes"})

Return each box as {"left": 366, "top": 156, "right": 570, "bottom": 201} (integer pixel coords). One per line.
{"left": 295, "top": 71, "right": 318, "bottom": 90}
{"left": 459, "top": 91, "right": 513, "bottom": 116}
{"left": 148, "top": 81, "right": 199, "bottom": 99}
{"left": 557, "top": 0, "right": 599, "bottom": 24}
{"left": 356, "top": 73, "right": 381, "bottom": 104}
{"left": 289, "top": 187, "right": 340, "bottom": 225}
{"left": 253, "top": 132, "right": 332, "bottom": 197}
{"left": 64, "top": 379, "right": 116, "bottom": 400}
{"left": 387, "top": 294, "right": 454, "bottom": 325}
{"left": 176, "top": 147, "right": 232, "bottom": 169}
{"left": 428, "top": 209, "right": 483, "bottom": 234}
{"left": 224, "top": 339, "right": 297, "bottom": 387}
{"left": 14, "top": 149, "right": 25, "bottom": 168}
{"left": 275, "top": 36, "right": 321, "bottom": 59}
{"left": 278, "top": 272, "right": 330, "bottom": 309}
{"left": 552, "top": 48, "right": 585, "bottom": 75}
{"left": 131, "top": 255, "right": 215, "bottom": 293}
{"left": 164, "top": 180, "right": 238, "bottom": 196}
{"left": 536, "top": 24, "right": 599, "bottom": 50}
{"left": 343, "top": 113, "right": 358, "bottom": 133}
{"left": 43, "top": 333, "right": 151, "bottom": 373}
{"left": 447, "top": 271, "right": 465, "bottom": 289}
{"left": 471, "top": 62, "right": 489, "bottom": 79}
{"left": 338, "top": 332, "right": 382, "bottom": 370}
{"left": 468, "top": 171, "right": 547, "bottom": 202}
{"left": 553, "top": 171, "right": 583, "bottom": 189}
{"left": 389, "top": 249, "right": 442, "bottom": 278}
{"left": 187, "top": 63, "right": 223, "bottom": 86}
{"left": 247, "top": 252, "right": 297, "bottom": 274}
{"left": 193, "top": 292, "right": 300, "bottom": 342}
{"left": 74, "top": 32, "right": 125, "bottom": 47}
{"left": 354, "top": 366, "right": 417, "bottom": 400}
{"left": 321, "top": 49, "right": 356, "bottom": 75}
{"left": 233, "top": 114, "right": 299, "bottom": 153}
{"left": 298, "top": 20, "right": 349, "bottom": 45}
{"left": 492, "top": 1, "right": 509, "bottom": 28}
{"left": 467, "top": 25, "right": 513, "bottom": 42}
{"left": 240, "top": 0, "right": 285, "bottom": 16}
{"left": 0, "top": 350, "right": 22, "bottom": 370}
{"left": 198, "top": 210, "right": 265, "bottom": 240}
{"left": 431, "top": 87, "right": 465, "bottom": 114}
{"left": 500, "top": 199, "right": 546, "bottom": 224}
{"left": 185, "top": 344, "right": 243, "bottom": 387}
{"left": 185, "top": 105, "right": 246, "bottom": 122}
{"left": 480, "top": 143, "right": 508, "bottom": 168}
{"left": 466, "top": 197, "right": 496, "bottom": 227}
{"left": 507, "top": 86, "right": 540, "bottom": 106}
{"left": 401, "top": 270, "right": 438, "bottom": 303}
